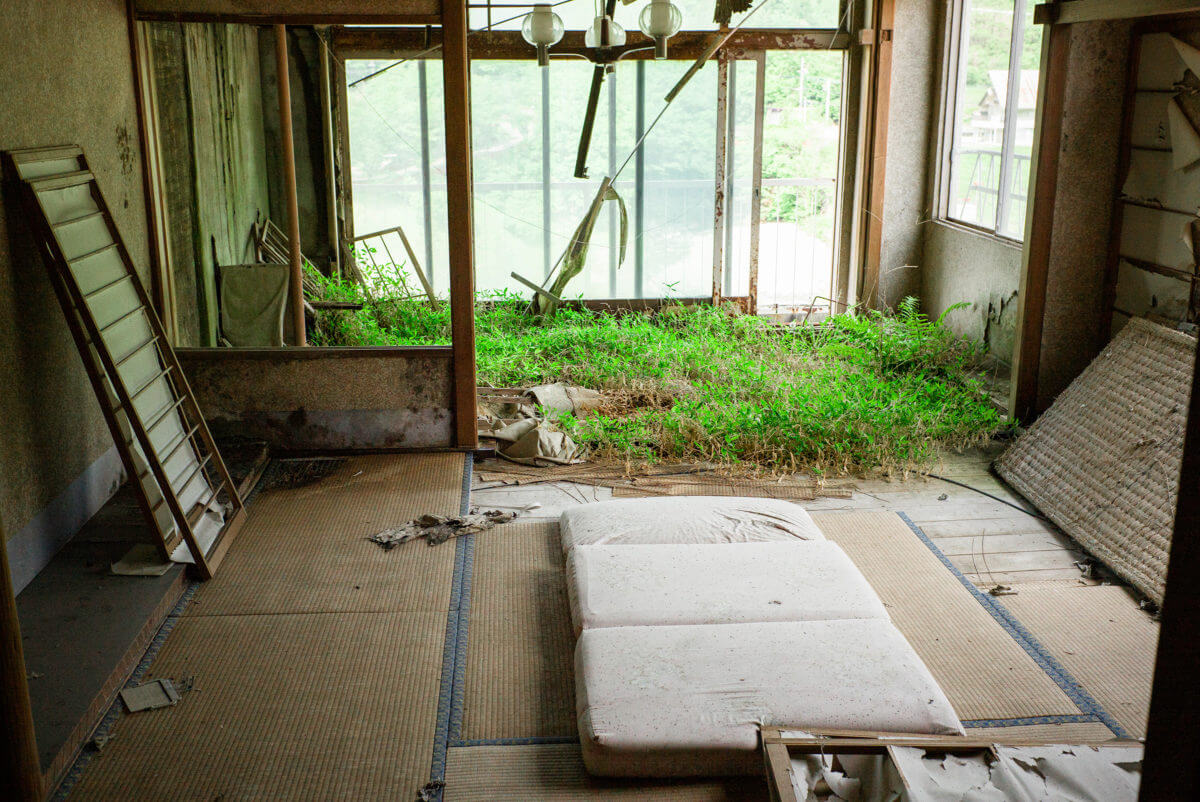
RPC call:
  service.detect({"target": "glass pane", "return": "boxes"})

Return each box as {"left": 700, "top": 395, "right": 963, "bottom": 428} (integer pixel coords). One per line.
{"left": 947, "top": 0, "right": 1015, "bottom": 230}
{"left": 470, "top": 60, "right": 548, "bottom": 295}
{"left": 998, "top": 1, "right": 1041, "bottom": 239}
{"left": 346, "top": 59, "right": 450, "bottom": 294}
{"left": 759, "top": 50, "right": 842, "bottom": 312}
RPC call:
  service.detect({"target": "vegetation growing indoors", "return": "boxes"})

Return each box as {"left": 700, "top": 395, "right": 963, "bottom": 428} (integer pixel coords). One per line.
{"left": 309, "top": 268, "right": 1009, "bottom": 475}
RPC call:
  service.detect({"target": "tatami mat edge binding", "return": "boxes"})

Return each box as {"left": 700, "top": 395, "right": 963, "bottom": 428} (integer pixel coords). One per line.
{"left": 429, "top": 454, "right": 475, "bottom": 799}
{"left": 895, "top": 512, "right": 1129, "bottom": 738}
{"left": 50, "top": 583, "right": 201, "bottom": 801}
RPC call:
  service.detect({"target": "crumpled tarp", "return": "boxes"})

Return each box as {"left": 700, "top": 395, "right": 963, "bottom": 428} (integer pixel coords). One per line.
{"left": 479, "top": 382, "right": 603, "bottom": 465}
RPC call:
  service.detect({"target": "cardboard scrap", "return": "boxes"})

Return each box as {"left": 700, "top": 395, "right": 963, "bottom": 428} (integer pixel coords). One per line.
{"left": 120, "top": 679, "right": 180, "bottom": 713}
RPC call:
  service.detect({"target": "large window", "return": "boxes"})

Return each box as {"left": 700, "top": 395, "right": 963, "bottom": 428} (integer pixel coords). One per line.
{"left": 941, "top": 0, "right": 1042, "bottom": 240}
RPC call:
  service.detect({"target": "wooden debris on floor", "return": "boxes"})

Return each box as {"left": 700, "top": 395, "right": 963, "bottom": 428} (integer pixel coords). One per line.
{"left": 476, "top": 458, "right": 854, "bottom": 501}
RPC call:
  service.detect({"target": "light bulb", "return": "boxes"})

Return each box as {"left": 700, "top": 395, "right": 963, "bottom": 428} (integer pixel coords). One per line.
{"left": 639, "top": 0, "right": 682, "bottom": 59}
{"left": 521, "top": 5, "right": 565, "bottom": 67}
{"left": 584, "top": 15, "right": 627, "bottom": 48}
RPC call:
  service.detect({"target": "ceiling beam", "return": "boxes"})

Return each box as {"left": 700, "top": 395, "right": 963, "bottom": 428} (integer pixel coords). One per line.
{"left": 1034, "top": 0, "right": 1200, "bottom": 25}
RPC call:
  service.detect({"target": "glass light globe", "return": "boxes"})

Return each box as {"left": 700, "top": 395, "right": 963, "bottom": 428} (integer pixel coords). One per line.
{"left": 584, "top": 15, "right": 627, "bottom": 48}
{"left": 522, "top": 5, "right": 564, "bottom": 66}
{"left": 639, "top": 0, "right": 682, "bottom": 59}
{"left": 639, "top": 0, "right": 682, "bottom": 38}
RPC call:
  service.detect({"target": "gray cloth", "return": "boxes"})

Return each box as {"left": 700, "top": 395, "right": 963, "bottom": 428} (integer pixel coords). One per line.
{"left": 219, "top": 264, "right": 289, "bottom": 347}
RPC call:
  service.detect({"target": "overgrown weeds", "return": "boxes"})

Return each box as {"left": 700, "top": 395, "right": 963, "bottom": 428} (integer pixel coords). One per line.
{"left": 308, "top": 268, "right": 1010, "bottom": 475}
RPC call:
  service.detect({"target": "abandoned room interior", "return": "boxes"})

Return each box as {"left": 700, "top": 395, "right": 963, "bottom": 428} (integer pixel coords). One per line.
{"left": 2, "top": 0, "right": 1199, "bottom": 799}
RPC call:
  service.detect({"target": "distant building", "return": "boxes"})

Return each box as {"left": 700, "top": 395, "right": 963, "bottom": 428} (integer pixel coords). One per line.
{"left": 968, "top": 69, "right": 1039, "bottom": 148}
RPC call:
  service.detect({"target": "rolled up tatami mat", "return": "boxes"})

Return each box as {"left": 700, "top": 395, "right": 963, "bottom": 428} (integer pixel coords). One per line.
{"left": 460, "top": 521, "right": 576, "bottom": 740}
{"left": 811, "top": 511, "right": 1080, "bottom": 721}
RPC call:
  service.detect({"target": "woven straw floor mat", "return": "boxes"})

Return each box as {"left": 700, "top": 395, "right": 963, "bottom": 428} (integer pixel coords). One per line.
{"left": 965, "top": 722, "right": 1119, "bottom": 742}
{"left": 460, "top": 521, "right": 576, "bottom": 740}
{"left": 187, "top": 454, "right": 464, "bottom": 616}
{"left": 70, "top": 454, "right": 465, "bottom": 801}
{"left": 994, "top": 318, "right": 1195, "bottom": 605}
{"left": 811, "top": 511, "right": 1078, "bottom": 720}
{"left": 999, "top": 582, "right": 1158, "bottom": 737}
{"left": 443, "top": 744, "right": 766, "bottom": 801}
{"left": 69, "top": 611, "right": 446, "bottom": 801}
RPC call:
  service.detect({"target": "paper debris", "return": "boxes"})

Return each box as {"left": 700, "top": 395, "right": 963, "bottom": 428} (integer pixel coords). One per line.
{"left": 370, "top": 510, "right": 519, "bottom": 549}
{"left": 1171, "top": 36, "right": 1200, "bottom": 80}
{"left": 120, "top": 679, "right": 180, "bottom": 713}
{"left": 1168, "top": 97, "right": 1200, "bottom": 171}
{"left": 111, "top": 543, "right": 173, "bottom": 577}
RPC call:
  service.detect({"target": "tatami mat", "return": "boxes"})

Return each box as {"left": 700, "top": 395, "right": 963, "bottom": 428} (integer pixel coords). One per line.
{"left": 69, "top": 611, "right": 447, "bottom": 801}
{"left": 998, "top": 582, "right": 1159, "bottom": 738}
{"left": 459, "top": 521, "right": 576, "bottom": 740}
{"left": 443, "top": 744, "right": 767, "bottom": 801}
{"left": 811, "top": 511, "right": 1080, "bottom": 721}
{"left": 965, "top": 722, "right": 1121, "bottom": 742}
{"left": 187, "top": 454, "right": 464, "bottom": 616}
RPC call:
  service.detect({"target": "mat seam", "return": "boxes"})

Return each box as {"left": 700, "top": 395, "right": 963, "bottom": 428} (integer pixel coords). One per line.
{"left": 449, "top": 736, "right": 578, "bottom": 747}
{"left": 961, "top": 715, "right": 1102, "bottom": 728}
{"left": 50, "top": 582, "right": 201, "bottom": 801}
{"left": 429, "top": 454, "right": 475, "bottom": 799}
{"left": 897, "top": 512, "right": 1131, "bottom": 739}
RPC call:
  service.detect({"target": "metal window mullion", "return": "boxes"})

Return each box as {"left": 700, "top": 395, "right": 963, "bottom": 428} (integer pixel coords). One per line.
{"left": 608, "top": 70, "right": 618, "bottom": 297}
{"left": 995, "top": 0, "right": 1028, "bottom": 235}
{"left": 418, "top": 60, "right": 435, "bottom": 290}
{"left": 948, "top": 0, "right": 973, "bottom": 225}
{"left": 635, "top": 60, "right": 646, "bottom": 298}
{"left": 542, "top": 66, "right": 553, "bottom": 280}
{"left": 724, "top": 60, "right": 738, "bottom": 298}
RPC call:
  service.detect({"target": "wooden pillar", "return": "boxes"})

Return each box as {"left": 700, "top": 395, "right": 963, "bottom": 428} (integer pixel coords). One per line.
{"left": 0, "top": 519, "right": 42, "bottom": 801}
{"left": 1140, "top": 339, "right": 1200, "bottom": 800}
{"left": 442, "top": 0, "right": 478, "bottom": 448}
{"left": 275, "top": 24, "right": 307, "bottom": 346}
{"left": 859, "top": 0, "right": 894, "bottom": 310}
{"left": 712, "top": 50, "right": 729, "bottom": 305}
{"left": 1009, "top": 21, "right": 1070, "bottom": 421}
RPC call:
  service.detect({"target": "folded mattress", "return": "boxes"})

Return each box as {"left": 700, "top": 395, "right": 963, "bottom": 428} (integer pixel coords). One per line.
{"left": 576, "top": 620, "right": 964, "bottom": 777}
{"left": 559, "top": 496, "right": 824, "bottom": 553}
{"left": 565, "top": 541, "right": 888, "bottom": 636}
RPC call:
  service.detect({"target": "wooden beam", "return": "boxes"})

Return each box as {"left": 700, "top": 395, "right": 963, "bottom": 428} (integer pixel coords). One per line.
{"left": 133, "top": 0, "right": 440, "bottom": 24}
{"left": 1035, "top": 0, "right": 1200, "bottom": 25}
{"left": 274, "top": 25, "right": 307, "bottom": 346}
{"left": 0, "top": 518, "right": 42, "bottom": 802}
{"left": 748, "top": 50, "right": 766, "bottom": 313}
{"left": 126, "top": 3, "right": 173, "bottom": 336}
{"left": 442, "top": 0, "right": 478, "bottom": 449}
{"left": 859, "top": 0, "right": 895, "bottom": 309}
{"left": 1140, "top": 337, "right": 1200, "bottom": 801}
{"left": 332, "top": 27, "right": 852, "bottom": 60}
{"left": 1009, "top": 21, "right": 1071, "bottom": 421}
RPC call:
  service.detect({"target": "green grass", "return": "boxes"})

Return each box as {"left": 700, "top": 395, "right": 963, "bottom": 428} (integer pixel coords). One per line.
{"left": 309, "top": 268, "right": 1010, "bottom": 475}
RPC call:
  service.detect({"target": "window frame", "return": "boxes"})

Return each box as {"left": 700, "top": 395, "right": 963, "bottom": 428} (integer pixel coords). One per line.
{"left": 934, "top": 0, "right": 1035, "bottom": 244}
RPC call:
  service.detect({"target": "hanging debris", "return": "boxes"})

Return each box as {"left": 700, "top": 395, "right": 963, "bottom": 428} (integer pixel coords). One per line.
{"left": 369, "top": 510, "right": 520, "bottom": 549}
{"left": 533, "top": 178, "right": 627, "bottom": 316}
{"left": 713, "top": 0, "right": 753, "bottom": 26}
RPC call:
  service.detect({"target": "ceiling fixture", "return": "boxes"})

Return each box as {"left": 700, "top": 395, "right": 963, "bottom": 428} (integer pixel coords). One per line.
{"left": 521, "top": 4, "right": 565, "bottom": 67}
{"left": 639, "top": 0, "right": 682, "bottom": 59}
{"left": 584, "top": 2, "right": 626, "bottom": 49}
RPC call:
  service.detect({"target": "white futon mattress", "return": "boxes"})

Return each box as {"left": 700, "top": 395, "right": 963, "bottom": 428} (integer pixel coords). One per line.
{"left": 559, "top": 496, "right": 824, "bottom": 553}
{"left": 576, "top": 620, "right": 964, "bottom": 777}
{"left": 565, "top": 541, "right": 888, "bottom": 636}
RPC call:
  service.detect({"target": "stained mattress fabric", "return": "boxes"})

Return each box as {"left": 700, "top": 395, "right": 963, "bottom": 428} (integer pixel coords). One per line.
{"left": 559, "top": 496, "right": 824, "bottom": 553}
{"left": 565, "top": 541, "right": 889, "bottom": 636}
{"left": 576, "top": 620, "right": 965, "bottom": 777}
